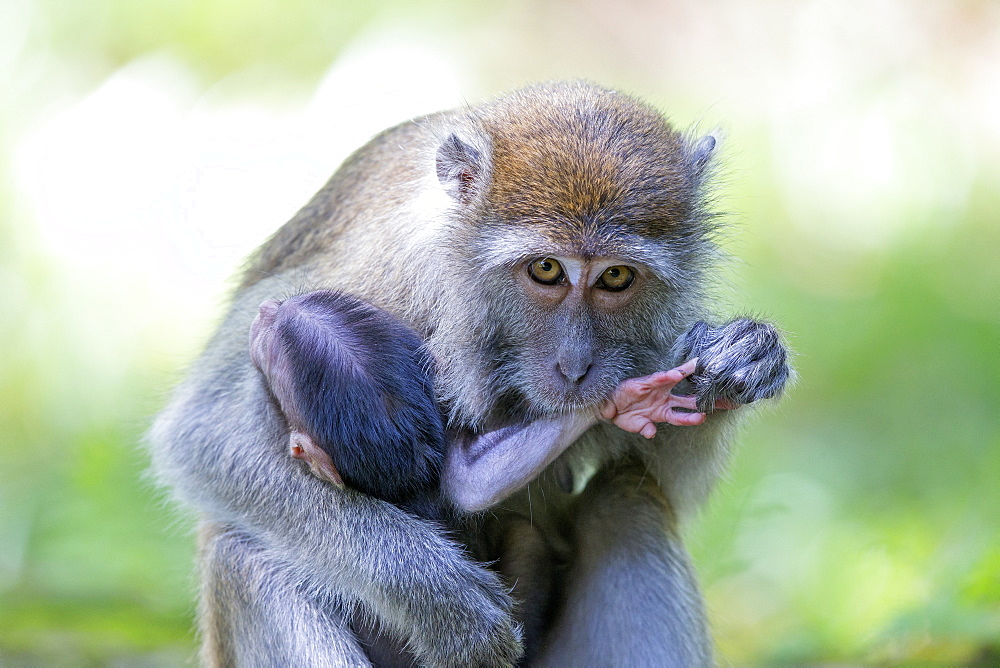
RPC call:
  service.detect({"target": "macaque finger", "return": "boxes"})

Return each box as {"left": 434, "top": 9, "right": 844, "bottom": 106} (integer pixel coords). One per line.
{"left": 611, "top": 412, "right": 652, "bottom": 435}
{"left": 657, "top": 357, "right": 698, "bottom": 386}
{"left": 611, "top": 364, "right": 693, "bottom": 409}
{"left": 639, "top": 422, "right": 657, "bottom": 439}
{"left": 648, "top": 396, "right": 704, "bottom": 426}
{"left": 635, "top": 358, "right": 699, "bottom": 391}
{"left": 643, "top": 358, "right": 698, "bottom": 391}
{"left": 663, "top": 410, "right": 707, "bottom": 427}
{"left": 614, "top": 377, "right": 653, "bottom": 401}
{"left": 600, "top": 400, "right": 618, "bottom": 420}
{"left": 668, "top": 394, "right": 699, "bottom": 411}
{"left": 676, "top": 357, "right": 699, "bottom": 376}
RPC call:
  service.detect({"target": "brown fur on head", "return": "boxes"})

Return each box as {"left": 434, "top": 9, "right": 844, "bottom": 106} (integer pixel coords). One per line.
{"left": 432, "top": 82, "right": 721, "bottom": 426}
{"left": 483, "top": 81, "right": 700, "bottom": 244}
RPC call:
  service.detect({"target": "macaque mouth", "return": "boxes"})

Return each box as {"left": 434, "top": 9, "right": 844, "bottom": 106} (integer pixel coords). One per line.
{"left": 540, "top": 371, "right": 616, "bottom": 411}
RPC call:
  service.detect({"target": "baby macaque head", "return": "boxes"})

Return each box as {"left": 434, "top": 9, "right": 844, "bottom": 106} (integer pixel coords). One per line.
{"left": 249, "top": 290, "right": 445, "bottom": 504}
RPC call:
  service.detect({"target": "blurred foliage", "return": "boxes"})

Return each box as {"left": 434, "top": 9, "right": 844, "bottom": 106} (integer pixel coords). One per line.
{"left": 0, "top": 0, "right": 997, "bottom": 665}
{"left": 690, "top": 161, "right": 1000, "bottom": 662}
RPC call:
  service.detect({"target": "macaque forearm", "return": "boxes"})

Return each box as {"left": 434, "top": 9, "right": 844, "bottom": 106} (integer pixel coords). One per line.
{"left": 158, "top": 345, "right": 457, "bottom": 600}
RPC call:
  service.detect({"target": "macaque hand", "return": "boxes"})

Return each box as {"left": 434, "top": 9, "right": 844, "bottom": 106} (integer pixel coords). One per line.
{"left": 600, "top": 359, "right": 721, "bottom": 439}
{"left": 674, "top": 319, "right": 791, "bottom": 412}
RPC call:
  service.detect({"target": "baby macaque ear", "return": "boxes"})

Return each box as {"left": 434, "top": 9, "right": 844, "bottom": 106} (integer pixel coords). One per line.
{"left": 436, "top": 133, "right": 486, "bottom": 203}
{"left": 289, "top": 431, "right": 344, "bottom": 488}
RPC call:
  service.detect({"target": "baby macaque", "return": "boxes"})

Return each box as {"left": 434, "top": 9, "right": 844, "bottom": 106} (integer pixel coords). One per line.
{"left": 249, "top": 290, "right": 714, "bottom": 517}
{"left": 249, "top": 290, "right": 447, "bottom": 517}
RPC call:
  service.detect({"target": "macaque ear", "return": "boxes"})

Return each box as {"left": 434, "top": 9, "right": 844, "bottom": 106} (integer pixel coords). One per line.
{"left": 689, "top": 133, "right": 718, "bottom": 175}
{"left": 436, "top": 133, "right": 485, "bottom": 203}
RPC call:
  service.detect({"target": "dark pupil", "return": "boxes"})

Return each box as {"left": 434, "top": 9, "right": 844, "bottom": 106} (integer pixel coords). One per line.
{"left": 608, "top": 268, "right": 620, "bottom": 278}
{"left": 540, "top": 261, "right": 553, "bottom": 272}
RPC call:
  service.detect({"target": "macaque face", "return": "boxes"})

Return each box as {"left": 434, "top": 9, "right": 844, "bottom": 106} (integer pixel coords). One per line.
{"left": 434, "top": 89, "right": 708, "bottom": 423}
{"left": 513, "top": 253, "right": 648, "bottom": 396}
{"left": 483, "top": 247, "right": 669, "bottom": 416}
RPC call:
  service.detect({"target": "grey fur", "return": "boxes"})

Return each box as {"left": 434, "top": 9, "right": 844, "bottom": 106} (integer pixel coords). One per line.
{"left": 149, "top": 81, "right": 790, "bottom": 666}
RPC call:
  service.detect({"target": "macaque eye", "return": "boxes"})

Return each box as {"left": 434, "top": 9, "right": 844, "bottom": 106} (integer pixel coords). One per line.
{"left": 527, "top": 257, "right": 564, "bottom": 285}
{"left": 596, "top": 265, "right": 635, "bottom": 292}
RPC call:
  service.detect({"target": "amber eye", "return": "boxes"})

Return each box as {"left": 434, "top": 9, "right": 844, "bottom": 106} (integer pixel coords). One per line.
{"left": 527, "top": 257, "right": 564, "bottom": 285}
{"left": 597, "top": 265, "right": 635, "bottom": 292}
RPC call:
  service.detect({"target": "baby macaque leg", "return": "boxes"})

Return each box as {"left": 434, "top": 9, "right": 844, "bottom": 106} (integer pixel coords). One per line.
{"left": 445, "top": 360, "right": 717, "bottom": 512}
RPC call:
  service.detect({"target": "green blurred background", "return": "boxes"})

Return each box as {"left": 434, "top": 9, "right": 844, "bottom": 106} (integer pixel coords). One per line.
{"left": 0, "top": 0, "right": 997, "bottom": 664}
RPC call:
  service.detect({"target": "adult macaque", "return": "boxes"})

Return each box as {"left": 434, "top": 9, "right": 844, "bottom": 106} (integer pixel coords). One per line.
{"left": 150, "top": 81, "right": 789, "bottom": 666}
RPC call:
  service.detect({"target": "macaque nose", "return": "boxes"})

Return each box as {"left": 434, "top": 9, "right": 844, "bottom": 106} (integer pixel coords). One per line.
{"left": 557, "top": 357, "right": 592, "bottom": 384}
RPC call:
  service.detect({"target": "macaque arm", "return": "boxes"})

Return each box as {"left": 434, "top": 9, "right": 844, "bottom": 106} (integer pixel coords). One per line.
{"left": 443, "top": 412, "right": 596, "bottom": 512}
{"left": 640, "top": 322, "right": 788, "bottom": 520}
{"left": 445, "top": 359, "right": 742, "bottom": 511}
